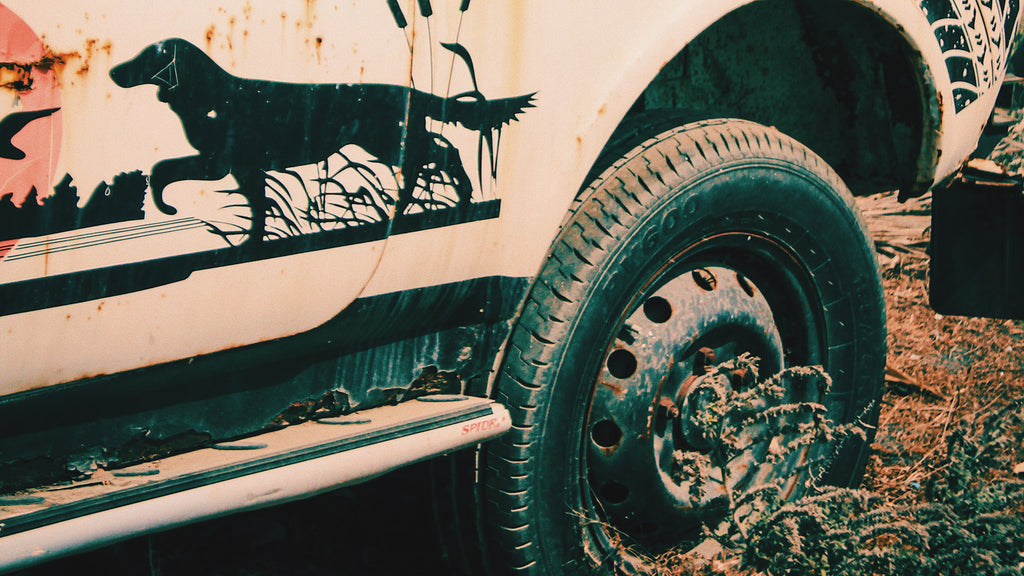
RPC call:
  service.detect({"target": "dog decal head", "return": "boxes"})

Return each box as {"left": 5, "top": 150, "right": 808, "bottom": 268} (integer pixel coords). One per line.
{"left": 110, "top": 39, "right": 182, "bottom": 101}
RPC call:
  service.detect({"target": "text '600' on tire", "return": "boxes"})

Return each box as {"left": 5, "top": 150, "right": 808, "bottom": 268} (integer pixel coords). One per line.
{"left": 485, "top": 118, "right": 885, "bottom": 574}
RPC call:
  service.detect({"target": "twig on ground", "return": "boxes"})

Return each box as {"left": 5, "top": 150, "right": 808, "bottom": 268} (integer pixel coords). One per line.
{"left": 884, "top": 364, "right": 947, "bottom": 400}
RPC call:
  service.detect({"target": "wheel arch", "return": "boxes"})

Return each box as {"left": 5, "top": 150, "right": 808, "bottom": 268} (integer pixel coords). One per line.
{"left": 590, "top": 0, "right": 940, "bottom": 199}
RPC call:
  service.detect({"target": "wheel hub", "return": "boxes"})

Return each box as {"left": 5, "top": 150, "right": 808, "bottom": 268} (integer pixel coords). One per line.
{"left": 586, "top": 266, "right": 785, "bottom": 546}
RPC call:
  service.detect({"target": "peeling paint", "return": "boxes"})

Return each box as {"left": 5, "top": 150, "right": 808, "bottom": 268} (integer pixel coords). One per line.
{"left": 3, "top": 38, "right": 115, "bottom": 88}
{"left": 0, "top": 49, "right": 65, "bottom": 92}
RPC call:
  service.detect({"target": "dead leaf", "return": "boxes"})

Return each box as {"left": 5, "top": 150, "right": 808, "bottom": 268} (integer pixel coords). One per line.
{"left": 1014, "top": 462, "right": 1024, "bottom": 476}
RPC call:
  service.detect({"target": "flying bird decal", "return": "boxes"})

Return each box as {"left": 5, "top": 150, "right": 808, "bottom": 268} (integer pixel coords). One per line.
{"left": 0, "top": 107, "right": 59, "bottom": 160}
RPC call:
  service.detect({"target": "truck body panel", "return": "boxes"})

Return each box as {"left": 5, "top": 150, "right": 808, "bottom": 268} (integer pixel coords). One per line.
{"left": 0, "top": 0, "right": 1018, "bottom": 570}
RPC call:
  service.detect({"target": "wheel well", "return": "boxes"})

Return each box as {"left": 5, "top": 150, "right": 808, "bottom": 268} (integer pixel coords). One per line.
{"left": 635, "top": 0, "right": 929, "bottom": 196}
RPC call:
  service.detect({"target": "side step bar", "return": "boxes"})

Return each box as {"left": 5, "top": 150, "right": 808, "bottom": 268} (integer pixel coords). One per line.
{"left": 0, "top": 395, "right": 510, "bottom": 574}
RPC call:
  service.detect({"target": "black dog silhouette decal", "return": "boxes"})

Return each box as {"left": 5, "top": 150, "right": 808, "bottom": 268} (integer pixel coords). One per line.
{"left": 110, "top": 38, "right": 534, "bottom": 243}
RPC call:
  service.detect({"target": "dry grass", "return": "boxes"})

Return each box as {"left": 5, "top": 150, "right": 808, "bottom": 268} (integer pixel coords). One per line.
{"left": 862, "top": 196, "right": 1024, "bottom": 505}
{"left": 650, "top": 188, "right": 1024, "bottom": 575}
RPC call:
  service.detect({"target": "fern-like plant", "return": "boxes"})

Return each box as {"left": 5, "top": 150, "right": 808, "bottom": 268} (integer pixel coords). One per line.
{"left": 659, "top": 359, "right": 1024, "bottom": 576}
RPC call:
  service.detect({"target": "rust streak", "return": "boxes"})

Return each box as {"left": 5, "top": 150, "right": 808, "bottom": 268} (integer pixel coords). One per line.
{"left": 305, "top": 0, "right": 317, "bottom": 25}
{"left": 228, "top": 17, "right": 236, "bottom": 52}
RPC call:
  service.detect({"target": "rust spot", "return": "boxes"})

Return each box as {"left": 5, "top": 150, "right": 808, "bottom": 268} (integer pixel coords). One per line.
{"left": 205, "top": 25, "right": 216, "bottom": 47}
{"left": 407, "top": 366, "right": 461, "bottom": 398}
{"left": 76, "top": 38, "right": 100, "bottom": 75}
{"left": 0, "top": 48, "right": 67, "bottom": 92}
{"left": 598, "top": 377, "right": 625, "bottom": 396}
{"left": 13, "top": 38, "right": 112, "bottom": 83}
{"left": 0, "top": 65, "right": 32, "bottom": 91}
{"left": 271, "top": 399, "right": 323, "bottom": 426}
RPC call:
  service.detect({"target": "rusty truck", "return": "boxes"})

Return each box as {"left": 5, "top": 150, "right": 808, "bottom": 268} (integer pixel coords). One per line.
{"left": 0, "top": 1, "right": 1020, "bottom": 573}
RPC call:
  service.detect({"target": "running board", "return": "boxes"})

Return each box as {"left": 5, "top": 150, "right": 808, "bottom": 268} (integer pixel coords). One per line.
{"left": 0, "top": 395, "right": 509, "bottom": 574}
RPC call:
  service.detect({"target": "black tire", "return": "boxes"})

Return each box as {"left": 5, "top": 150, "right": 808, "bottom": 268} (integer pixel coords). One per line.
{"left": 485, "top": 118, "right": 885, "bottom": 574}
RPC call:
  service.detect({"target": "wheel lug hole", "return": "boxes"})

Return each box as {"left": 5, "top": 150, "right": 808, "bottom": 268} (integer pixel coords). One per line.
{"left": 599, "top": 482, "right": 629, "bottom": 505}
{"left": 643, "top": 296, "right": 672, "bottom": 323}
{"left": 736, "top": 272, "right": 756, "bottom": 297}
{"left": 607, "top": 349, "right": 637, "bottom": 379}
{"left": 691, "top": 268, "right": 717, "bottom": 291}
{"left": 591, "top": 419, "right": 623, "bottom": 449}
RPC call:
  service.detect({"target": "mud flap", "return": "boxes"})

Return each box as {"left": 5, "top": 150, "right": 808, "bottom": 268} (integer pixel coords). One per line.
{"left": 930, "top": 161, "right": 1024, "bottom": 319}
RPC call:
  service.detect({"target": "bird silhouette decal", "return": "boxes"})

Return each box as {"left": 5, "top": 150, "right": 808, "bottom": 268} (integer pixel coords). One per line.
{"left": 0, "top": 107, "right": 59, "bottom": 160}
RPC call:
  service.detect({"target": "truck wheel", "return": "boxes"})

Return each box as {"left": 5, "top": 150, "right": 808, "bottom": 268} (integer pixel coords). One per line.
{"left": 486, "top": 118, "right": 885, "bottom": 573}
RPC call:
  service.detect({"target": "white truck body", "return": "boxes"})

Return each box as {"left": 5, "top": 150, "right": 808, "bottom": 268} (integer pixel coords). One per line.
{"left": 0, "top": 1, "right": 1017, "bottom": 573}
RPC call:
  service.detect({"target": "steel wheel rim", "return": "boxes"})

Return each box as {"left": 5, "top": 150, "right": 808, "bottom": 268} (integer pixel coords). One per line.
{"left": 581, "top": 232, "right": 826, "bottom": 556}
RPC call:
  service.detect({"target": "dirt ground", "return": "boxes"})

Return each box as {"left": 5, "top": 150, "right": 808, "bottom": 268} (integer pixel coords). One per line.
{"left": 857, "top": 98, "right": 1024, "bottom": 502}
{"left": 857, "top": 188, "right": 1024, "bottom": 505}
